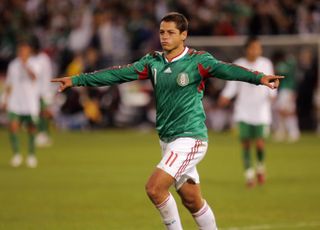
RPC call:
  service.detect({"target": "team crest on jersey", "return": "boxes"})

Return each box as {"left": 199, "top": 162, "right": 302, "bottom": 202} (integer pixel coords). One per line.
{"left": 177, "top": 73, "right": 189, "bottom": 87}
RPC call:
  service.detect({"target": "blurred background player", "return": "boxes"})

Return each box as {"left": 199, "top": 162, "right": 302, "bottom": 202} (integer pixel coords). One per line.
{"left": 31, "top": 37, "right": 54, "bottom": 147}
{"left": 218, "top": 36, "right": 276, "bottom": 187}
{"left": 272, "top": 51, "right": 300, "bottom": 142}
{"left": 0, "top": 41, "right": 41, "bottom": 168}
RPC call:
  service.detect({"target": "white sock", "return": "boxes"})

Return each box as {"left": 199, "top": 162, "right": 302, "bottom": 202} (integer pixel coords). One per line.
{"left": 285, "top": 116, "right": 300, "bottom": 140}
{"left": 192, "top": 200, "right": 217, "bottom": 230}
{"left": 274, "top": 117, "right": 286, "bottom": 140}
{"left": 156, "top": 193, "right": 183, "bottom": 230}
{"left": 256, "top": 163, "right": 265, "bottom": 174}
{"left": 245, "top": 168, "right": 255, "bottom": 181}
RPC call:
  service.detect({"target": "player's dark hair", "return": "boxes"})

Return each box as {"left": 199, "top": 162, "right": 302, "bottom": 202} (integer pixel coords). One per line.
{"left": 244, "top": 36, "right": 259, "bottom": 49}
{"left": 16, "top": 39, "right": 33, "bottom": 50}
{"left": 160, "top": 12, "right": 188, "bottom": 33}
{"left": 30, "top": 35, "right": 41, "bottom": 53}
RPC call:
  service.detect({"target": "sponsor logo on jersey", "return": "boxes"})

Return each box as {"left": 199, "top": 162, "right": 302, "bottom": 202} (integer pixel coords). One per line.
{"left": 177, "top": 73, "right": 189, "bottom": 86}
{"left": 164, "top": 67, "right": 172, "bottom": 73}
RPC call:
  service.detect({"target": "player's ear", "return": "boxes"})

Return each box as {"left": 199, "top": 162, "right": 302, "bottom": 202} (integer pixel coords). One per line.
{"left": 181, "top": 31, "right": 187, "bottom": 41}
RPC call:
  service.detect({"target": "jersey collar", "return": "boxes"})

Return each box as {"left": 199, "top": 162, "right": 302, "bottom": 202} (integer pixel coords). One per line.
{"left": 164, "top": 47, "right": 189, "bottom": 63}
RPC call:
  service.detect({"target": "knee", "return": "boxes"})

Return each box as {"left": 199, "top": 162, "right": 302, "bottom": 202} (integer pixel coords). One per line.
{"left": 242, "top": 140, "right": 250, "bottom": 149}
{"left": 145, "top": 182, "right": 162, "bottom": 202}
{"left": 181, "top": 195, "right": 201, "bottom": 213}
{"left": 28, "top": 126, "right": 37, "bottom": 134}
{"left": 256, "top": 139, "right": 265, "bottom": 149}
{"left": 9, "top": 124, "right": 19, "bottom": 133}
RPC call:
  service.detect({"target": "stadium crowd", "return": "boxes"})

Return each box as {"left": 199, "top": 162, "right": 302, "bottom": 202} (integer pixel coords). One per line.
{"left": 0, "top": 0, "right": 319, "bottom": 132}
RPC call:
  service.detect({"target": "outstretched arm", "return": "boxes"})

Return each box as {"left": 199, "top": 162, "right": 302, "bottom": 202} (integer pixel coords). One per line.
{"left": 199, "top": 53, "right": 284, "bottom": 89}
{"left": 0, "top": 85, "right": 11, "bottom": 111}
{"left": 51, "top": 55, "right": 151, "bottom": 92}
{"left": 211, "top": 61, "right": 284, "bottom": 89}
{"left": 218, "top": 81, "right": 238, "bottom": 108}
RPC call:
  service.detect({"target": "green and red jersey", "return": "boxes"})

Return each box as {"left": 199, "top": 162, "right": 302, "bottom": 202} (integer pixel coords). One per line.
{"left": 72, "top": 47, "right": 264, "bottom": 142}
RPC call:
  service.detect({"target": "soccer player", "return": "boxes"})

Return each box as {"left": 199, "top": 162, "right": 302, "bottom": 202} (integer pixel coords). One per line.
{"left": 52, "top": 13, "right": 283, "bottom": 230}
{"left": 273, "top": 51, "right": 300, "bottom": 142}
{"left": 218, "top": 36, "right": 276, "bottom": 187}
{"left": 31, "top": 37, "right": 54, "bottom": 147}
{"left": 1, "top": 41, "right": 41, "bottom": 168}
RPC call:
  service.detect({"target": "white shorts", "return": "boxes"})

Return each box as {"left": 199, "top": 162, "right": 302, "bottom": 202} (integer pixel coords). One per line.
{"left": 276, "top": 89, "right": 296, "bottom": 113}
{"left": 157, "top": 137, "right": 208, "bottom": 190}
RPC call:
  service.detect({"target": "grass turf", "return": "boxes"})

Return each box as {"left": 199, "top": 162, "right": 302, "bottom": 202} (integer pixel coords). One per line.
{"left": 0, "top": 128, "right": 319, "bottom": 229}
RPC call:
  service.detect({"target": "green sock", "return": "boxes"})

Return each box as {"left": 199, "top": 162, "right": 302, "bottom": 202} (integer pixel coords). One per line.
{"left": 28, "top": 132, "right": 35, "bottom": 154}
{"left": 9, "top": 132, "right": 19, "bottom": 154}
{"left": 38, "top": 116, "right": 50, "bottom": 134}
{"left": 242, "top": 148, "right": 251, "bottom": 169}
{"left": 257, "top": 149, "right": 265, "bottom": 164}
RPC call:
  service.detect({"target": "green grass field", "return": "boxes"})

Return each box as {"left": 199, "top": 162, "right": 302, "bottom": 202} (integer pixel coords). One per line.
{"left": 0, "top": 128, "right": 320, "bottom": 230}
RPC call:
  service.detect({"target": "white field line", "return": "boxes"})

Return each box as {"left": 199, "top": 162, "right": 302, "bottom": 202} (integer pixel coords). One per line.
{"left": 220, "top": 221, "right": 320, "bottom": 230}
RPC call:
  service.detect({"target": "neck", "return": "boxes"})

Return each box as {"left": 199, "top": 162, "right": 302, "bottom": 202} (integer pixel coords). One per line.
{"left": 246, "top": 56, "right": 258, "bottom": 63}
{"left": 164, "top": 44, "right": 185, "bottom": 62}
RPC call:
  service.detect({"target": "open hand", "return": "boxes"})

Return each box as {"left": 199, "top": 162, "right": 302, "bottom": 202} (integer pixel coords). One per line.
{"left": 51, "top": 77, "right": 73, "bottom": 92}
{"left": 260, "top": 75, "right": 284, "bottom": 89}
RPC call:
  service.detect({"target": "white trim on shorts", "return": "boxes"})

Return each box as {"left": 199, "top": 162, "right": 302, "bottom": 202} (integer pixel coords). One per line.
{"left": 157, "top": 137, "right": 208, "bottom": 190}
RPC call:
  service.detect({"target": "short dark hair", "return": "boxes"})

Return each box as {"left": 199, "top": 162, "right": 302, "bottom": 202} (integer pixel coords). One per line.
{"left": 30, "top": 35, "right": 41, "bottom": 53}
{"left": 160, "top": 12, "right": 188, "bottom": 33}
{"left": 244, "top": 36, "right": 259, "bottom": 49}
{"left": 16, "top": 39, "right": 32, "bottom": 48}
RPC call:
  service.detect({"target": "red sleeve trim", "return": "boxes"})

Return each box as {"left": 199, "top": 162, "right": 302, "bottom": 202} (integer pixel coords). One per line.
{"left": 106, "top": 64, "right": 133, "bottom": 71}
{"left": 197, "top": 63, "right": 213, "bottom": 92}
{"left": 222, "top": 61, "right": 261, "bottom": 76}
{"left": 188, "top": 49, "right": 206, "bottom": 55}
{"left": 136, "top": 65, "right": 149, "bottom": 80}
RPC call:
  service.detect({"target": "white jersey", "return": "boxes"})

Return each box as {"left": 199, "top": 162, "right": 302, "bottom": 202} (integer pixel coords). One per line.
{"left": 221, "top": 56, "right": 276, "bottom": 125}
{"left": 6, "top": 57, "right": 41, "bottom": 116}
{"left": 32, "top": 52, "right": 54, "bottom": 104}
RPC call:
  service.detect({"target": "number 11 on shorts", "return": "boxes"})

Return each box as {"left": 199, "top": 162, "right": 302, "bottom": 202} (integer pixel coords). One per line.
{"left": 165, "top": 151, "right": 178, "bottom": 167}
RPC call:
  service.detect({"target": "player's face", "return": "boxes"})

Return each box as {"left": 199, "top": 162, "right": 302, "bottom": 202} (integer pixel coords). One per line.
{"left": 246, "top": 41, "right": 262, "bottom": 62}
{"left": 159, "top": 21, "right": 187, "bottom": 52}
{"left": 18, "top": 45, "right": 32, "bottom": 63}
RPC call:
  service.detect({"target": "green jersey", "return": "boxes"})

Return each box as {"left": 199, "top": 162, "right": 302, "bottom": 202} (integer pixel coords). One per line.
{"left": 275, "top": 56, "right": 297, "bottom": 90}
{"left": 72, "top": 48, "right": 264, "bottom": 142}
